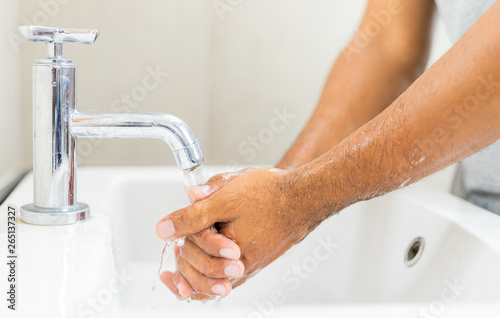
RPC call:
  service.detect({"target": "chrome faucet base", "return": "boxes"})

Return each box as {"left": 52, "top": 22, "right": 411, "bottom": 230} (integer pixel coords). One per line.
{"left": 20, "top": 202, "right": 90, "bottom": 225}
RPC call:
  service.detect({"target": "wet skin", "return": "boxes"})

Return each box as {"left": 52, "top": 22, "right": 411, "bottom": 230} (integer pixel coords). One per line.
{"left": 156, "top": 0, "right": 500, "bottom": 299}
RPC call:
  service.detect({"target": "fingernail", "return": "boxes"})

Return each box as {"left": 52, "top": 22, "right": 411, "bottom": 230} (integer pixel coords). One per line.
{"left": 220, "top": 248, "right": 238, "bottom": 259}
{"left": 177, "top": 283, "right": 189, "bottom": 298}
{"left": 224, "top": 264, "right": 241, "bottom": 277}
{"left": 194, "top": 185, "right": 212, "bottom": 195}
{"left": 211, "top": 284, "right": 226, "bottom": 296}
{"left": 188, "top": 185, "right": 212, "bottom": 203}
{"left": 158, "top": 219, "right": 175, "bottom": 239}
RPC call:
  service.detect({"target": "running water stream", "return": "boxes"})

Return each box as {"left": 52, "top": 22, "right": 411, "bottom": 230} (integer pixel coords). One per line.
{"left": 148, "top": 165, "right": 205, "bottom": 310}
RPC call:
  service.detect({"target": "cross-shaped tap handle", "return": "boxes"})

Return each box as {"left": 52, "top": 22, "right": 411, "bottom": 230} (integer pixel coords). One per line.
{"left": 19, "top": 25, "right": 99, "bottom": 58}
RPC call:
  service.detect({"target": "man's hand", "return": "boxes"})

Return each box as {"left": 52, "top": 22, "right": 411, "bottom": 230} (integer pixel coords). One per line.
{"left": 156, "top": 168, "right": 312, "bottom": 299}
{"left": 159, "top": 168, "right": 254, "bottom": 300}
{"left": 155, "top": 0, "right": 500, "bottom": 301}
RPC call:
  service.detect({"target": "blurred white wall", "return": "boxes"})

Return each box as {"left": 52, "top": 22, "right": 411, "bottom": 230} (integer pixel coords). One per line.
{"left": 0, "top": 0, "right": 24, "bottom": 190}
{"left": 0, "top": 1, "right": 453, "bottom": 184}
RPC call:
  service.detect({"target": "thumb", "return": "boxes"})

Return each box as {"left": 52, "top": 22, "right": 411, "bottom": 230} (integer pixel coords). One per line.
{"left": 156, "top": 202, "right": 221, "bottom": 241}
{"left": 188, "top": 168, "right": 255, "bottom": 203}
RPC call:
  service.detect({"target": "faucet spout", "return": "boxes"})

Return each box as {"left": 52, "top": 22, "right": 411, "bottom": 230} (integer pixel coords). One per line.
{"left": 71, "top": 111, "right": 204, "bottom": 170}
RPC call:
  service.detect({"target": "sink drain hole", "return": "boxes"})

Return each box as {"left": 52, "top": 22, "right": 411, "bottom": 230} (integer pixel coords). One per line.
{"left": 405, "top": 237, "right": 425, "bottom": 267}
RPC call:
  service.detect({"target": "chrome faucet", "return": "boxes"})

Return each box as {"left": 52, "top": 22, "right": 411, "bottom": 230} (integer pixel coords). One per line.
{"left": 19, "top": 26, "right": 204, "bottom": 226}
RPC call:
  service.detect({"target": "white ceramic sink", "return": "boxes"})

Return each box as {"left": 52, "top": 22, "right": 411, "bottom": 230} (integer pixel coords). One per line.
{"left": 1, "top": 166, "right": 500, "bottom": 318}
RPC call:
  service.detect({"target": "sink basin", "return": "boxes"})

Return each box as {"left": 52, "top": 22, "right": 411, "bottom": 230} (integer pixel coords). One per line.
{"left": 1, "top": 166, "right": 500, "bottom": 317}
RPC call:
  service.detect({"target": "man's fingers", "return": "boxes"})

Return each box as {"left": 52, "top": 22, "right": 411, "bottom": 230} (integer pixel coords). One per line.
{"left": 161, "top": 255, "right": 194, "bottom": 300}
{"left": 190, "top": 292, "right": 211, "bottom": 301}
{"left": 187, "top": 185, "right": 213, "bottom": 204}
{"left": 160, "top": 272, "right": 193, "bottom": 298}
{"left": 188, "top": 168, "right": 255, "bottom": 203}
{"left": 158, "top": 168, "right": 255, "bottom": 240}
{"left": 159, "top": 271, "right": 180, "bottom": 297}
{"left": 180, "top": 238, "right": 244, "bottom": 278}
{"left": 171, "top": 269, "right": 194, "bottom": 299}
{"left": 189, "top": 228, "right": 241, "bottom": 260}
{"left": 176, "top": 255, "right": 232, "bottom": 296}
{"left": 156, "top": 202, "right": 222, "bottom": 240}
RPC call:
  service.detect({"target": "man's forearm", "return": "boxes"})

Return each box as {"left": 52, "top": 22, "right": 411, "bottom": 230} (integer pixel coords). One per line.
{"left": 283, "top": 1, "right": 500, "bottom": 230}
{"left": 277, "top": 0, "right": 434, "bottom": 170}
